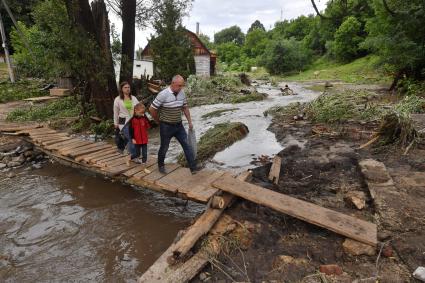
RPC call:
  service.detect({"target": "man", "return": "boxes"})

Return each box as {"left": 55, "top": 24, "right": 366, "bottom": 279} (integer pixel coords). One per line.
{"left": 149, "top": 75, "right": 198, "bottom": 174}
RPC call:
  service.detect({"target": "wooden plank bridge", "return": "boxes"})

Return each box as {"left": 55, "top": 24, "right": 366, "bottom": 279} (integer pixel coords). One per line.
{"left": 0, "top": 123, "right": 378, "bottom": 282}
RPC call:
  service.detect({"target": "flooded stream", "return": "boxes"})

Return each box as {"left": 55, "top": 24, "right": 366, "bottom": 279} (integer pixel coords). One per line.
{"left": 0, "top": 163, "right": 201, "bottom": 282}
{"left": 150, "top": 82, "right": 321, "bottom": 172}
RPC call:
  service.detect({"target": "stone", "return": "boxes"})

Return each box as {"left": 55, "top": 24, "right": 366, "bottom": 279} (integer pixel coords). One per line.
{"left": 344, "top": 191, "right": 366, "bottom": 210}
{"left": 24, "top": 150, "right": 33, "bottom": 158}
{"left": 0, "top": 163, "right": 6, "bottom": 169}
{"left": 319, "top": 264, "right": 343, "bottom": 275}
{"left": 378, "top": 231, "right": 391, "bottom": 241}
{"left": 6, "top": 172, "right": 15, "bottom": 178}
{"left": 382, "top": 244, "right": 393, "bottom": 258}
{"left": 272, "top": 255, "right": 308, "bottom": 269}
{"left": 11, "top": 154, "right": 25, "bottom": 165}
{"left": 199, "top": 272, "right": 209, "bottom": 281}
{"left": 324, "top": 81, "right": 333, "bottom": 88}
{"left": 7, "top": 161, "right": 22, "bottom": 168}
{"left": 32, "top": 163, "right": 43, "bottom": 170}
{"left": 359, "top": 159, "right": 392, "bottom": 183}
{"left": 413, "top": 267, "right": 425, "bottom": 282}
{"left": 343, "top": 239, "right": 376, "bottom": 256}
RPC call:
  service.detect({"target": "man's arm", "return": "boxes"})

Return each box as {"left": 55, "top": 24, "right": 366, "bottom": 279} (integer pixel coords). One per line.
{"left": 149, "top": 106, "right": 160, "bottom": 124}
{"left": 183, "top": 106, "right": 193, "bottom": 130}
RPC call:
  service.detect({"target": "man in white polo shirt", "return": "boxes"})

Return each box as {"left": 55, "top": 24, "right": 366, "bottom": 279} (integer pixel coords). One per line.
{"left": 149, "top": 75, "right": 198, "bottom": 174}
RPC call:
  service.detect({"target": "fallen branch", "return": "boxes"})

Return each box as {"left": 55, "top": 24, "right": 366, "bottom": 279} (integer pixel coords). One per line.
{"left": 359, "top": 135, "right": 380, "bottom": 149}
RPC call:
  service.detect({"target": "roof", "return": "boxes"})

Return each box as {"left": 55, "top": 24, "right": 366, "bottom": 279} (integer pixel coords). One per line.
{"left": 140, "top": 29, "right": 212, "bottom": 58}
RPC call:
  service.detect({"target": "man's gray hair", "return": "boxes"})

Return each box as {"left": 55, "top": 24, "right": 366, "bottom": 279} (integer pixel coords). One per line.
{"left": 171, "top": 75, "right": 184, "bottom": 83}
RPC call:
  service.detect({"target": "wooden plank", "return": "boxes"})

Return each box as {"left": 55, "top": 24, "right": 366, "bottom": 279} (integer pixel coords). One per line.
{"left": 23, "top": 96, "right": 58, "bottom": 102}
{"left": 45, "top": 138, "right": 83, "bottom": 150}
{"left": 144, "top": 163, "right": 180, "bottom": 183}
{"left": 29, "top": 131, "right": 63, "bottom": 137}
{"left": 31, "top": 133, "right": 68, "bottom": 143}
{"left": 93, "top": 153, "right": 123, "bottom": 166}
{"left": 177, "top": 170, "right": 223, "bottom": 198}
{"left": 61, "top": 142, "right": 103, "bottom": 156}
{"left": 40, "top": 136, "right": 73, "bottom": 146}
{"left": 132, "top": 162, "right": 159, "bottom": 179}
{"left": 56, "top": 140, "right": 93, "bottom": 155}
{"left": 138, "top": 215, "right": 235, "bottom": 283}
{"left": 102, "top": 162, "right": 140, "bottom": 176}
{"left": 122, "top": 156, "right": 157, "bottom": 177}
{"left": 155, "top": 167, "right": 193, "bottom": 192}
{"left": 102, "top": 156, "right": 129, "bottom": 168}
{"left": 76, "top": 148, "right": 118, "bottom": 163}
{"left": 67, "top": 144, "right": 111, "bottom": 158}
{"left": 268, "top": 156, "right": 282, "bottom": 185}
{"left": 212, "top": 176, "right": 377, "bottom": 246}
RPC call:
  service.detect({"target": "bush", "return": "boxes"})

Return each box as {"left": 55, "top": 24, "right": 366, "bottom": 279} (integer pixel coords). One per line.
{"left": 260, "top": 38, "right": 312, "bottom": 75}
{"left": 0, "top": 79, "right": 46, "bottom": 103}
{"left": 328, "top": 16, "right": 363, "bottom": 62}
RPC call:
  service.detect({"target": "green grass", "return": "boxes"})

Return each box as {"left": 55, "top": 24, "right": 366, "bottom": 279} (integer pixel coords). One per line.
{"left": 201, "top": 108, "right": 239, "bottom": 119}
{"left": 0, "top": 79, "right": 47, "bottom": 103}
{"left": 264, "top": 102, "right": 305, "bottom": 119}
{"left": 6, "top": 96, "right": 81, "bottom": 122}
{"left": 282, "top": 56, "right": 391, "bottom": 84}
{"left": 178, "top": 122, "right": 249, "bottom": 165}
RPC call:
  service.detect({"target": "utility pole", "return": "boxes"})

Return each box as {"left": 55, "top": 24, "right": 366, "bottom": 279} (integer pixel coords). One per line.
{"left": 0, "top": 10, "right": 15, "bottom": 82}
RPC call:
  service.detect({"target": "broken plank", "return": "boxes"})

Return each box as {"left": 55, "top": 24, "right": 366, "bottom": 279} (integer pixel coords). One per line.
{"left": 67, "top": 144, "right": 111, "bottom": 158}
{"left": 268, "top": 156, "right": 282, "bottom": 185}
{"left": 212, "top": 175, "right": 377, "bottom": 246}
{"left": 31, "top": 133, "right": 69, "bottom": 143}
{"left": 76, "top": 148, "right": 118, "bottom": 163}
{"left": 155, "top": 167, "right": 193, "bottom": 192}
{"left": 102, "top": 156, "right": 129, "bottom": 168}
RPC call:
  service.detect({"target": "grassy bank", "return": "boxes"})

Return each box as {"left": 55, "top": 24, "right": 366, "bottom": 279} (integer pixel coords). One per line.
{"left": 249, "top": 56, "right": 392, "bottom": 85}
{"left": 0, "top": 79, "right": 47, "bottom": 103}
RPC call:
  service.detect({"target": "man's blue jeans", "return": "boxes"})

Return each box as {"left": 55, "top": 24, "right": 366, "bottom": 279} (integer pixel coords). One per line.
{"left": 158, "top": 122, "right": 196, "bottom": 170}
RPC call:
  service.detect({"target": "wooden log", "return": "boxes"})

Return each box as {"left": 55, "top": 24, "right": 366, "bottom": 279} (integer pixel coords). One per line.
{"left": 210, "top": 195, "right": 225, "bottom": 209}
{"left": 268, "top": 156, "right": 281, "bottom": 185}
{"left": 212, "top": 175, "right": 377, "bottom": 246}
{"left": 138, "top": 215, "right": 236, "bottom": 283}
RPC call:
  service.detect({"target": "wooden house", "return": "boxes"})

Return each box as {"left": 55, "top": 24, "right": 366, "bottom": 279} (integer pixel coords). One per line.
{"left": 139, "top": 29, "right": 216, "bottom": 78}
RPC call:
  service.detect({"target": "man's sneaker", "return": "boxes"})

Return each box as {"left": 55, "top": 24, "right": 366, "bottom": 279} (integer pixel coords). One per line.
{"left": 158, "top": 166, "right": 167, "bottom": 174}
{"left": 190, "top": 166, "right": 202, "bottom": 175}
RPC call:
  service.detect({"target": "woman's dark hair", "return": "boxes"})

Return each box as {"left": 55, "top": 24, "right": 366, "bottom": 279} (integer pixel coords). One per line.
{"left": 119, "top": 81, "right": 132, "bottom": 100}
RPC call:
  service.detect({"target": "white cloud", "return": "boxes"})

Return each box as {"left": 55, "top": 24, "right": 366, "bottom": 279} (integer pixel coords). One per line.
{"left": 109, "top": 0, "right": 327, "bottom": 48}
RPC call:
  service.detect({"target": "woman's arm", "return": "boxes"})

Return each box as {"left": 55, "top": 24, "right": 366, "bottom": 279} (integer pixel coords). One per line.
{"left": 113, "top": 98, "right": 120, "bottom": 128}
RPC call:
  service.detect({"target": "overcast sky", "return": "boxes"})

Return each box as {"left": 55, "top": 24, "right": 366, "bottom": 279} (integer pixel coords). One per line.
{"left": 109, "top": 0, "right": 328, "bottom": 50}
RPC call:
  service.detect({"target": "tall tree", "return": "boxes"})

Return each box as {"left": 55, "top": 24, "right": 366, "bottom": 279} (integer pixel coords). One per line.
{"left": 65, "top": 0, "right": 117, "bottom": 118}
{"left": 119, "top": 0, "right": 136, "bottom": 83}
{"left": 149, "top": 0, "right": 194, "bottom": 82}
{"left": 214, "top": 25, "right": 245, "bottom": 45}
{"left": 247, "top": 20, "right": 265, "bottom": 33}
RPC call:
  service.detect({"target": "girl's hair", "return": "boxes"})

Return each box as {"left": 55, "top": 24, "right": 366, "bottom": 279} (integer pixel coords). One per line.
{"left": 119, "top": 81, "right": 132, "bottom": 100}
{"left": 134, "top": 102, "right": 145, "bottom": 111}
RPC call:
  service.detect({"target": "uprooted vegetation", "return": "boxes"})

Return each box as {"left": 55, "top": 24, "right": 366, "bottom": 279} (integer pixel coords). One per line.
{"left": 265, "top": 85, "right": 425, "bottom": 149}
{"left": 0, "top": 79, "right": 47, "bottom": 103}
{"left": 178, "top": 122, "right": 249, "bottom": 165}
{"left": 186, "top": 74, "right": 265, "bottom": 106}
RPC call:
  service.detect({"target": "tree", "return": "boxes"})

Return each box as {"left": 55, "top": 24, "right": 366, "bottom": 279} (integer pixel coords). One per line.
{"left": 243, "top": 28, "right": 269, "bottom": 58}
{"left": 260, "top": 38, "right": 312, "bottom": 74}
{"left": 64, "top": 0, "right": 117, "bottom": 118}
{"left": 149, "top": 0, "right": 195, "bottom": 82}
{"left": 214, "top": 25, "right": 245, "bottom": 45}
{"left": 329, "top": 16, "right": 363, "bottom": 61}
{"left": 247, "top": 20, "right": 265, "bottom": 33}
{"left": 118, "top": 0, "right": 136, "bottom": 82}
{"left": 362, "top": 0, "right": 425, "bottom": 89}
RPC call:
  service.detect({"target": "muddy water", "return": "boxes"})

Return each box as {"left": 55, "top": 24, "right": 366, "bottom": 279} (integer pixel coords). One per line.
{"left": 149, "top": 82, "right": 321, "bottom": 172}
{"left": 0, "top": 163, "right": 201, "bottom": 282}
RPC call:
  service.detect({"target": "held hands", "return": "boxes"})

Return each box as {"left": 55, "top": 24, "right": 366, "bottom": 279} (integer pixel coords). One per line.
{"left": 132, "top": 139, "right": 136, "bottom": 144}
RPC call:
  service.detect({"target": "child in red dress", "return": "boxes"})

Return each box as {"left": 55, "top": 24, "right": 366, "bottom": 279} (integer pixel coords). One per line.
{"left": 128, "top": 103, "right": 150, "bottom": 164}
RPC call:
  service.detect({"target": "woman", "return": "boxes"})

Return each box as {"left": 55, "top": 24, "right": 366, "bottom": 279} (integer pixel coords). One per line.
{"left": 113, "top": 81, "right": 139, "bottom": 154}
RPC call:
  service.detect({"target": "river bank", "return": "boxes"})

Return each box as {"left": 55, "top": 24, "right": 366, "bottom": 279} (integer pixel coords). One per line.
{"left": 194, "top": 81, "right": 425, "bottom": 282}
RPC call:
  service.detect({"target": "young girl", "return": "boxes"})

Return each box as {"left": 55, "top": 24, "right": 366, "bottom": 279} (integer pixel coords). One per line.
{"left": 128, "top": 103, "right": 150, "bottom": 163}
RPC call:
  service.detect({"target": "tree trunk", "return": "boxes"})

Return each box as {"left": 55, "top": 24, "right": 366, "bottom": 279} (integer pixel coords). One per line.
{"left": 119, "top": 0, "right": 136, "bottom": 83}
{"left": 65, "top": 0, "right": 117, "bottom": 118}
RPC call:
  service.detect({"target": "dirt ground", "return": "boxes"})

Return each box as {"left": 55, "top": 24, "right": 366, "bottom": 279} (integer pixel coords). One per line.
{"left": 194, "top": 87, "right": 425, "bottom": 283}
